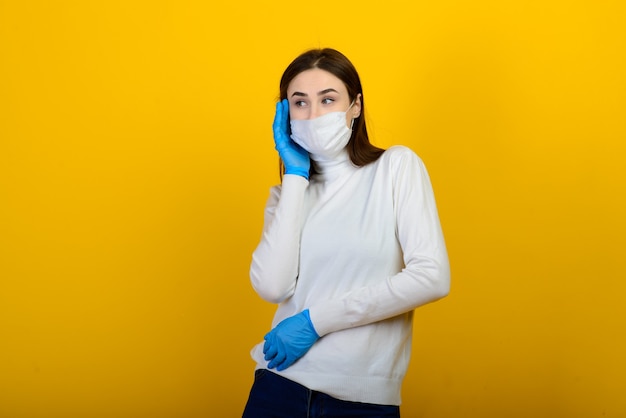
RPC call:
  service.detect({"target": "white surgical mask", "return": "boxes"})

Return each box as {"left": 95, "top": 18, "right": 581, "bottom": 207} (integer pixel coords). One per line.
{"left": 290, "top": 101, "right": 355, "bottom": 160}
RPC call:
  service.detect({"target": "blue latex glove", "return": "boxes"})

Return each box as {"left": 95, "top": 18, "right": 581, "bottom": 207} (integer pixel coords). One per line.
{"left": 263, "top": 309, "right": 320, "bottom": 371}
{"left": 273, "top": 99, "right": 310, "bottom": 179}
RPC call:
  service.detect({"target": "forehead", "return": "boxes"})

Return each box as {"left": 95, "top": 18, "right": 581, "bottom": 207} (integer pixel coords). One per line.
{"left": 287, "top": 68, "right": 348, "bottom": 95}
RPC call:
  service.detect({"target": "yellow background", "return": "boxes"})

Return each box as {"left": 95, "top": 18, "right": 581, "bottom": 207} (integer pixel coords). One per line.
{"left": 1, "top": 0, "right": 624, "bottom": 417}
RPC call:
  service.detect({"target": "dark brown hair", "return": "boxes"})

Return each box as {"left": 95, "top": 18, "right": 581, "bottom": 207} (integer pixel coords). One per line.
{"left": 278, "top": 48, "right": 385, "bottom": 176}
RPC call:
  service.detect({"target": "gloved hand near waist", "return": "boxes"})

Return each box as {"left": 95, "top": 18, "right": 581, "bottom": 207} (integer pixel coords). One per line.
{"left": 273, "top": 99, "right": 310, "bottom": 179}
{"left": 263, "top": 309, "right": 320, "bottom": 371}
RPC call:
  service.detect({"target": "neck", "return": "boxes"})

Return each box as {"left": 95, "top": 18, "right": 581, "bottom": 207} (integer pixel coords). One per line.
{"left": 310, "top": 148, "right": 355, "bottom": 182}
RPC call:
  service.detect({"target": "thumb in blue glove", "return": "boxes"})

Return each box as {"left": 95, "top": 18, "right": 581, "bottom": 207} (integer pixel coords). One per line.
{"left": 273, "top": 99, "right": 310, "bottom": 179}
{"left": 263, "top": 309, "right": 320, "bottom": 371}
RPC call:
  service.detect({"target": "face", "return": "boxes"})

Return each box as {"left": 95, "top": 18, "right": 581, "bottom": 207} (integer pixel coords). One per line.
{"left": 287, "top": 68, "right": 361, "bottom": 125}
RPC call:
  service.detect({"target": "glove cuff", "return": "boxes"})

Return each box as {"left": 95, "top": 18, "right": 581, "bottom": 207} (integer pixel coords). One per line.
{"left": 302, "top": 309, "right": 320, "bottom": 338}
{"left": 285, "top": 167, "right": 310, "bottom": 180}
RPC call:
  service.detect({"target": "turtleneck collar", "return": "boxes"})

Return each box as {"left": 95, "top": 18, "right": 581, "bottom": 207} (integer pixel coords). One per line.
{"left": 310, "top": 148, "right": 357, "bottom": 183}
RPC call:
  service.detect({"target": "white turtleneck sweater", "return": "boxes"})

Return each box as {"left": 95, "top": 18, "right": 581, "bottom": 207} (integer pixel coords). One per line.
{"left": 249, "top": 145, "right": 450, "bottom": 406}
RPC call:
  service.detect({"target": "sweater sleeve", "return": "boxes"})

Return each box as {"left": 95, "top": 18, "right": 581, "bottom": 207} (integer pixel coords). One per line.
{"left": 309, "top": 148, "right": 450, "bottom": 336}
{"left": 250, "top": 174, "right": 309, "bottom": 304}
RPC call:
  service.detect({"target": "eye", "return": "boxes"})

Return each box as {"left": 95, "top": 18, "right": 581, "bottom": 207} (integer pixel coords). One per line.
{"left": 294, "top": 100, "right": 307, "bottom": 108}
{"left": 321, "top": 97, "right": 335, "bottom": 105}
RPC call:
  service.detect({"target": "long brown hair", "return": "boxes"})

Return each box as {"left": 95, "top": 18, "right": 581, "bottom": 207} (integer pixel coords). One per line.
{"left": 278, "top": 48, "right": 385, "bottom": 177}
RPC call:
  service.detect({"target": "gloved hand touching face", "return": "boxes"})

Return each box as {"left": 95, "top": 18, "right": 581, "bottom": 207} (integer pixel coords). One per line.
{"left": 263, "top": 309, "right": 320, "bottom": 371}
{"left": 273, "top": 99, "right": 311, "bottom": 180}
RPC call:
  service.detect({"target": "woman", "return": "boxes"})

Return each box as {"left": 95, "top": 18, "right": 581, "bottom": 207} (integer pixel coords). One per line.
{"left": 243, "top": 48, "right": 450, "bottom": 417}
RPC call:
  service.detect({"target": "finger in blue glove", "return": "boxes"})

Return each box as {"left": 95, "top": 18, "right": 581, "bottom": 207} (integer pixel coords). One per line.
{"left": 273, "top": 99, "right": 310, "bottom": 179}
{"left": 263, "top": 309, "right": 320, "bottom": 371}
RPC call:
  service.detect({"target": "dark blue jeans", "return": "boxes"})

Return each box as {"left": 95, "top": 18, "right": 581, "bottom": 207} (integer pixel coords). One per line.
{"left": 242, "top": 369, "right": 400, "bottom": 417}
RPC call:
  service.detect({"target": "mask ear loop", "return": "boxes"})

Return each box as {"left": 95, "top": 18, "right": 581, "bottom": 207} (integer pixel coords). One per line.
{"left": 347, "top": 99, "right": 357, "bottom": 130}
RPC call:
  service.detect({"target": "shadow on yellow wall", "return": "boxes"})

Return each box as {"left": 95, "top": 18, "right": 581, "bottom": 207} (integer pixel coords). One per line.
{"left": 1, "top": 1, "right": 625, "bottom": 417}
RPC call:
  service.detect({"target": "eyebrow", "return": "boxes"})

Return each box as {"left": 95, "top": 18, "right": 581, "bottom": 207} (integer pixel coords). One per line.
{"left": 291, "top": 88, "right": 339, "bottom": 97}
